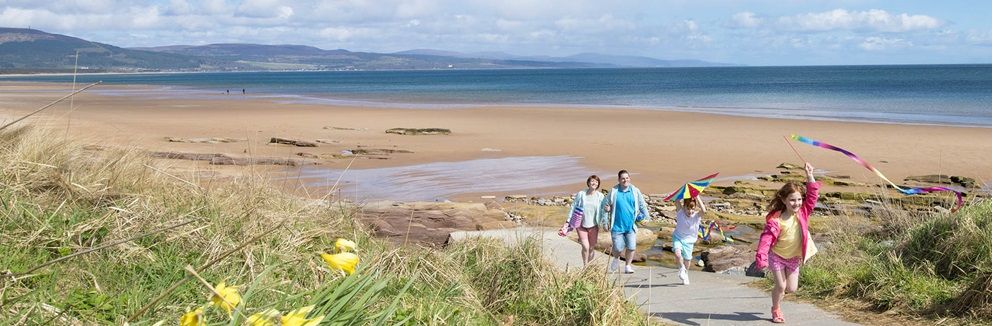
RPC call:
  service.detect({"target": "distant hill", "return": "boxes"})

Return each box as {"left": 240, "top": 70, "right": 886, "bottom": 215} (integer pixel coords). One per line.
{"left": 136, "top": 43, "right": 602, "bottom": 70}
{"left": 562, "top": 53, "right": 732, "bottom": 67}
{"left": 134, "top": 43, "right": 332, "bottom": 58}
{"left": 394, "top": 49, "right": 734, "bottom": 67}
{"left": 0, "top": 27, "right": 735, "bottom": 73}
{"left": 0, "top": 27, "right": 209, "bottom": 72}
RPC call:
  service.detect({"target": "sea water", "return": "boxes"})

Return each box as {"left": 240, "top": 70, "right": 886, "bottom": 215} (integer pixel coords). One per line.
{"left": 5, "top": 64, "right": 992, "bottom": 127}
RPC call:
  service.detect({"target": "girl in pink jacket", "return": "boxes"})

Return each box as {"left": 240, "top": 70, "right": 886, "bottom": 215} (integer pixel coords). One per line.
{"left": 754, "top": 162, "right": 820, "bottom": 324}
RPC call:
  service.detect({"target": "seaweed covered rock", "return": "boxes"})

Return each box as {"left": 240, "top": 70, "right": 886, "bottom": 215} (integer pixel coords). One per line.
{"left": 386, "top": 128, "right": 452, "bottom": 135}
{"left": 905, "top": 174, "right": 978, "bottom": 189}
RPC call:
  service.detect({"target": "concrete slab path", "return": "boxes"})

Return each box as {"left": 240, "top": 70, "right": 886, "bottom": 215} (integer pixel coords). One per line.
{"left": 449, "top": 227, "right": 858, "bottom": 326}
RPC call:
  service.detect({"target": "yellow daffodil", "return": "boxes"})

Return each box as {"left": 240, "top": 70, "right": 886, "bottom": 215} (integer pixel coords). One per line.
{"left": 320, "top": 252, "right": 359, "bottom": 275}
{"left": 179, "top": 307, "right": 205, "bottom": 326}
{"left": 246, "top": 308, "right": 281, "bottom": 326}
{"left": 281, "top": 305, "right": 325, "bottom": 326}
{"left": 209, "top": 281, "right": 242, "bottom": 316}
{"left": 335, "top": 238, "right": 357, "bottom": 253}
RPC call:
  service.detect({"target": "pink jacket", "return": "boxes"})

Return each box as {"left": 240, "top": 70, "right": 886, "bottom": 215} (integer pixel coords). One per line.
{"left": 755, "top": 181, "right": 820, "bottom": 270}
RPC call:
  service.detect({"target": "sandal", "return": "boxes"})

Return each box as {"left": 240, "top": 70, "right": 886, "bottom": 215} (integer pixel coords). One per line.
{"left": 771, "top": 307, "right": 785, "bottom": 323}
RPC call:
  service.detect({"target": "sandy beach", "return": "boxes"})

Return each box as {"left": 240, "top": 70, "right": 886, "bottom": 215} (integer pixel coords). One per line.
{"left": 2, "top": 81, "right": 990, "bottom": 201}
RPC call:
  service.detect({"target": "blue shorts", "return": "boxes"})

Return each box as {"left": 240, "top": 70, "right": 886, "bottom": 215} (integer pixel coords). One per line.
{"left": 611, "top": 231, "right": 637, "bottom": 253}
{"left": 672, "top": 235, "right": 696, "bottom": 260}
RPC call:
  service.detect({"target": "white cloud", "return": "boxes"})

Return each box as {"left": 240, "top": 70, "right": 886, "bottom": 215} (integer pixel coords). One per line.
{"left": 236, "top": 0, "right": 293, "bottom": 19}
{"left": 129, "top": 6, "right": 162, "bottom": 28}
{"left": 318, "top": 26, "right": 375, "bottom": 42}
{"left": 166, "top": 0, "right": 193, "bottom": 15}
{"left": 731, "top": 11, "right": 762, "bottom": 28}
{"left": 967, "top": 30, "right": 992, "bottom": 45}
{"left": 859, "top": 36, "right": 912, "bottom": 51}
{"left": 527, "top": 29, "right": 557, "bottom": 41}
{"left": 318, "top": 27, "right": 355, "bottom": 42}
{"left": 777, "top": 9, "right": 941, "bottom": 33}
{"left": 495, "top": 18, "right": 525, "bottom": 31}
{"left": 681, "top": 20, "right": 711, "bottom": 44}
{"left": 200, "top": 0, "right": 229, "bottom": 15}
{"left": 554, "top": 14, "right": 635, "bottom": 32}
{"left": 395, "top": 0, "right": 439, "bottom": 18}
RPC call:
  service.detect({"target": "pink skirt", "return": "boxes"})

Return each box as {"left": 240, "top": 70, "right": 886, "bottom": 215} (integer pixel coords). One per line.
{"left": 768, "top": 252, "right": 802, "bottom": 273}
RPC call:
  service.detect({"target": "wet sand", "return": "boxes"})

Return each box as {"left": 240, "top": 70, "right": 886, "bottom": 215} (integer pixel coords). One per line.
{"left": 2, "top": 81, "right": 990, "bottom": 201}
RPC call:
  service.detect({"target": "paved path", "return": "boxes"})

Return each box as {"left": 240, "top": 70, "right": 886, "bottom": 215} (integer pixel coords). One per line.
{"left": 449, "top": 227, "right": 857, "bottom": 326}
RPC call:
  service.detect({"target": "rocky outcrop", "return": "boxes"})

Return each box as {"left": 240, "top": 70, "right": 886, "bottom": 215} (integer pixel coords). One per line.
{"left": 776, "top": 163, "right": 801, "bottom": 170}
{"left": 165, "top": 137, "right": 244, "bottom": 144}
{"left": 905, "top": 174, "right": 978, "bottom": 189}
{"left": 148, "top": 151, "right": 318, "bottom": 166}
{"left": 359, "top": 201, "right": 517, "bottom": 246}
{"left": 385, "top": 128, "right": 452, "bottom": 135}
{"left": 701, "top": 246, "right": 753, "bottom": 275}
{"left": 324, "top": 126, "right": 366, "bottom": 131}
{"left": 269, "top": 137, "right": 317, "bottom": 147}
{"left": 296, "top": 152, "right": 319, "bottom": 159}
{"left": 349, "top": 148, "right": 414, "bottom": 155}
{"left": 504, "top": 195, "right": 572, "bottom": 206}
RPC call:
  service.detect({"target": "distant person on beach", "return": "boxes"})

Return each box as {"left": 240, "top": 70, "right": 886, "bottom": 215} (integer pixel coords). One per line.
{"left": 558, "top": 175, "right": 605, "bottom": 266}
{"left": 754, "top": 162, "right": 820, "bottom": 324}
{"left": 226, "top": 89, "right": 229, "bottom": 94}
{"left": 673, "top": 196, "right": 706, "bottom": 285}
{"left": 602, "top": 170, "right": 649, "bottom": 274}
{"left": 242, "top": 89, "right": 246, "bottom": 94}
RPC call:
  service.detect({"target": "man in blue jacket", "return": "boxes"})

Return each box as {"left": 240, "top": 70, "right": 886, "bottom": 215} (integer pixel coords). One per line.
{"left": 602, "top": 170, "right": 650, "bottom": 274}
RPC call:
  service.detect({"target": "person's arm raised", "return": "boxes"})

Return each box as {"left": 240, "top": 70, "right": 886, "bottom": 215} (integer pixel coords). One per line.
{"left": 801, "top": 162, "right": 820, "bottom": 218}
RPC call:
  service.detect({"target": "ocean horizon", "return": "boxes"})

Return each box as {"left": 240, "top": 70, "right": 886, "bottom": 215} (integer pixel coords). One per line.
{"left": 3, "top": 64, "right": 992, "bottom": 127}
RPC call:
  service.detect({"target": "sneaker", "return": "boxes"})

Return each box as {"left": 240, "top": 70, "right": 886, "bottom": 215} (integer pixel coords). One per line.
{"left": 609, "top": 258, "right": 619, "bottom": 273}
{"left": 683, "top": 272, "right": 690, "bottom": 285}
{"left": 678, "top": 267, "right": 687, "bottom": 284}
{"left": 624, "top": 265, "right": 635, "bottom": 274}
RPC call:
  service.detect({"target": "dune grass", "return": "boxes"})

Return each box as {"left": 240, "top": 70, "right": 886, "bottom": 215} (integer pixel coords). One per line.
{"left": 797, "top": 197, "right": 992, "bottom": 324}
{"left": 0, "top": 127, "right": 649, "bottom": 325}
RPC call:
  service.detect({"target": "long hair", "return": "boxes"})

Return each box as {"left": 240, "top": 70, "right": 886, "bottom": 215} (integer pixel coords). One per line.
{"left": 767, "top": 182, "right": 804, "bottom": 214}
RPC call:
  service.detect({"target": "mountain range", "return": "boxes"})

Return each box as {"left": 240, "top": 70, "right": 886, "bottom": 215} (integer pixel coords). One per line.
{"left": 0, "top": 27, "right": 733, "bottom": 73}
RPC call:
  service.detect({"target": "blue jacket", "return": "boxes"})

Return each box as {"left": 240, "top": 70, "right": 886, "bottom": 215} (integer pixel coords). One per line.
{"left": 602, "top": 184, "right": 649, "bottom": 232}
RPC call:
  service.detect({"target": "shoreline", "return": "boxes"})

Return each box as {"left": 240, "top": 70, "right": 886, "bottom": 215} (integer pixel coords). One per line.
{"left": 1, "top": 81, "right": 990, "bottom": 201}
{"left": 5, "top": 72, "right": 992, "bottom": 128}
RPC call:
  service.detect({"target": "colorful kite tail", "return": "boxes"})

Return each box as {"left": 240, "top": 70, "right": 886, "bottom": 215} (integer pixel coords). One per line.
{"left": 790, "top": 134, "right": 964, "bottom": 211}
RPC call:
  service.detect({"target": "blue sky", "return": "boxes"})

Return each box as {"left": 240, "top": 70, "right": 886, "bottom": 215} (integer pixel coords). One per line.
{"left": 2, "top": 0, "right": 991, "bottom": 65}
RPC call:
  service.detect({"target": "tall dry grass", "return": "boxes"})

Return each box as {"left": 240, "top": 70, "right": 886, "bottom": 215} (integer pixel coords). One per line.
{"left": 798, "top": 191, "right": 991, "bottom": 325}
{"left": 0, "top": 127, "right": 650, "bottom": 325}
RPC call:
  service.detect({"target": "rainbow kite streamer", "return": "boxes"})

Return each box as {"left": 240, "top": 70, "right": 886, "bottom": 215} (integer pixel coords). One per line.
{"left": 790, "top": 134, "right": 964, "bottom": 211}
{"left": 698, "top": 221, "right": 734, "bottom": 243}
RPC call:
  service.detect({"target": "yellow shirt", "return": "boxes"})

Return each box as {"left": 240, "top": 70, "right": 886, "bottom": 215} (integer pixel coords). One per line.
{"left": 771, "top": 215, "right": 803, "bottom": 259}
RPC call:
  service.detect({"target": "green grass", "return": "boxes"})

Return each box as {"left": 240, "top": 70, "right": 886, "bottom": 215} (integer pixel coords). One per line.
{"left": 796, "top": 197, "right": 992, "bottom": 324}
{"left": 0, "top": 127, "right": 649, "bottom": 325}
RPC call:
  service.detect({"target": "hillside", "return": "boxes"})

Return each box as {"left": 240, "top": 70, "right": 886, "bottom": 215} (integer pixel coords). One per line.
{"left": 1, "top": 27, "right": 733, "bottom": 73}
{"left": 0, "top": 28, "right": 209, "bottom": 72}
{"left": 394, "top": 49, "right": 735, "bottom": 67}
{"left": 135, "top": 43, "right": 603, "bottom": 70}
